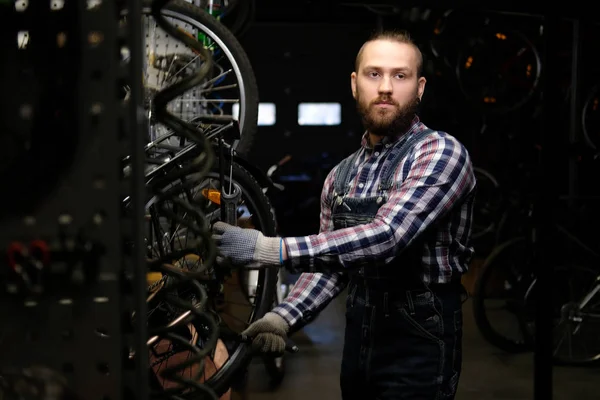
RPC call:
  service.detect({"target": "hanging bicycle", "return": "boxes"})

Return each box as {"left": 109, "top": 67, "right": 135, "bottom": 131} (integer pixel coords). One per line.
{"left": 121, "top": 0, "right": 259, "bottom": 156}
{"left": 120, "top": 1, "right": 292, "bottom": 398}
{"left": 472, "top": 194, "right": 600, "bottom": 365}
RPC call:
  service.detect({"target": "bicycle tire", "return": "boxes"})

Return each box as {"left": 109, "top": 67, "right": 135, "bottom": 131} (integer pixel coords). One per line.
{"left": 141, "top": 0, "right": 259, "bottom": 156}
{"left": 142, "top": 156, "right": 277, "bottom": 398}
{"left": 195, "top": 0, "right": 240, "bottom": 14}
{"left": 261, "top": 301, "right": 286, "bottom": 388}
{"left": 581, "top": 84, "right": 599, "bottom": 151}
{"left": 455, "top": 28, "right": 542, "bottom": 117}
{"left": 525, "top": 264, "right": 600, "bottom": 367}
{"left": 472, "top": 237, "right": 533, "bottom": 353}
{"left": 472, "top": 167, "right": 502, "bottom": 241}
{"left": 191, "top": 160, "right": 278, "bottom": 397}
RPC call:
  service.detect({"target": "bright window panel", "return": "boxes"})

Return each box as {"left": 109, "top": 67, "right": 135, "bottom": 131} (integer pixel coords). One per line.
{"left": 298, "top": 102, "right": 341, "bottom": 126}
{"left": 232, "top": 102, "right": 276, "bottom": 126}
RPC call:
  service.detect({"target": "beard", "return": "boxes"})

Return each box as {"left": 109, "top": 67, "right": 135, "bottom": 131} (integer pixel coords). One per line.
{"left": 356, "top": 92, "right": 420, "bottom": 137}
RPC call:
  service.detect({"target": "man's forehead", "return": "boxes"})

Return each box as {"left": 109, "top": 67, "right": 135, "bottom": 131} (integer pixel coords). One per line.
{"left": 362, "top": 39, "right": 414, "bottom": 57}
{"left": 360, "top": 40, "right": 417, "bottom": 69}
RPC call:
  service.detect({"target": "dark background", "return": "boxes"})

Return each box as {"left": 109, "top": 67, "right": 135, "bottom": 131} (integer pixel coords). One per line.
{"left": 226, "top": 4, "right": 600, "bottom": 397}
{"left": 0, "top": 2, "right": 597, "bottom": 399}
{"left": 226, "top": 1, "right": 600, "bottom": 239}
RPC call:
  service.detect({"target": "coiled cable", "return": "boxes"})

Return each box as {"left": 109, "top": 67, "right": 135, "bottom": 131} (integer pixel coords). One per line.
{"left": 146, "top": 1, "right": 221, "bottom": 399}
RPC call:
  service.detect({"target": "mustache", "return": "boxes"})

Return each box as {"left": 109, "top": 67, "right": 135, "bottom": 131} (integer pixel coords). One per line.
{"left": 371, "top": 97, "right": 398, "bottom": 106}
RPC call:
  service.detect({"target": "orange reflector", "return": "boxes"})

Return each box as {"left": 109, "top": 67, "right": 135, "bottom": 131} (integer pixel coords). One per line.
{"left": 146, "top": 272, "right": 162, "bottom": 285}
{"left": 202, "top": 188, "right": 221, "bottom": 205}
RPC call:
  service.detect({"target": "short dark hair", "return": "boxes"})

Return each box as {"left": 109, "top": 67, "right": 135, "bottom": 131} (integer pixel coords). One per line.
{"left": 354, "top": 29, "right": 424, "bottom": 78}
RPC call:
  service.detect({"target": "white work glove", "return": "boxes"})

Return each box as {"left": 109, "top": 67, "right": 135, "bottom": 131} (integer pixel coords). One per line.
{"left": 212, "top": 221, "right": 282, "bottom": 267}
{"left": 241, "top": 312, "right": 290, "bottom": 354}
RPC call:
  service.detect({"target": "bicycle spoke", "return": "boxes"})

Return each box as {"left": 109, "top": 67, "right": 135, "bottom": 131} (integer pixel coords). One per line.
{"left": 200, "top": 83, "right": 239, "bottom": 94}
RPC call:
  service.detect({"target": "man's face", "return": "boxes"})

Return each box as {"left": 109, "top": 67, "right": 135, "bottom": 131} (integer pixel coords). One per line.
{"left": 351, "top": 40, "right": 426, "bottom": 137}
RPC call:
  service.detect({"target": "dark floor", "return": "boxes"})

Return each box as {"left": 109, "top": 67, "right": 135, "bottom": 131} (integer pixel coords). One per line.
{"left": 244, "top": 289, "right": 599, "bottom": 400}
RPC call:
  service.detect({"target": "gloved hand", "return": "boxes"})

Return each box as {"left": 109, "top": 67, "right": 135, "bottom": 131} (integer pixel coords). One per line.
{"left": 212, "top": 221, "right": 282, "bottom": 267}
{"left": 241, "top": 312, "right": 290, "bottom": 353}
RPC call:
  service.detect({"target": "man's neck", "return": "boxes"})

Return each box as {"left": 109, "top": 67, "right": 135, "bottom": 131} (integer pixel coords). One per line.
{"left": 368, "top": 133, "right": 383, "bottom": 148}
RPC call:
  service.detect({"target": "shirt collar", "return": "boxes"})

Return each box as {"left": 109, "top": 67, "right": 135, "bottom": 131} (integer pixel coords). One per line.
{"left": 360, "top": 115, "right": 422, "bottom": 150}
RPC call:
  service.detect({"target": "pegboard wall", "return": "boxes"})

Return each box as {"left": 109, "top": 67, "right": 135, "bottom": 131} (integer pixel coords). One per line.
{"left": 0, "top": 1, "right": 147, "bottom": 399}
{"left": 144, "top": 0, "right": 207, "bottom": 143}
{"left": 142, "top": 0, "right": 243, "bottom": 148}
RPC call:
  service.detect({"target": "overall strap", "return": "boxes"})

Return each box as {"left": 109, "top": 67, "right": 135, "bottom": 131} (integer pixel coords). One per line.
{"left": 379, "top": 128, "right": 435, "bottom": 190}
{"left": 332, "top": 149, "right": 362, "bottom": 195}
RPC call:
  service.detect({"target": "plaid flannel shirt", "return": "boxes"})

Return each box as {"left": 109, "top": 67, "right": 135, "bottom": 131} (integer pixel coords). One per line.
{"left": 272, "top": 118, "right": 476, "bottom": 327}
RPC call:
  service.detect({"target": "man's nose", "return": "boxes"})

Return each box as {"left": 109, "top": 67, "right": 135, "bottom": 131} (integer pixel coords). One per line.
{"left": 378, "top": 77, "right": 392, "bottom": 94}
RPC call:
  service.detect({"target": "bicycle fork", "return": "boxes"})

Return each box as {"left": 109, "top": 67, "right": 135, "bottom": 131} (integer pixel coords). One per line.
{"left": 221, "top": 180, "right": 241, "bottom": 226}
{"left": 218, "top": 136, "right": 241, "bottom": 226}
{"left": 566, "top": 275, "right": 600, "bottom": 335}
{"left": 578, "top": 275, "right": 600, "bottom": 312}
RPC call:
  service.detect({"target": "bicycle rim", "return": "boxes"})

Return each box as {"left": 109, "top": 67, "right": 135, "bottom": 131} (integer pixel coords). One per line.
{"left": 143, "top": 158, "right": 276, "bottom": 398}
{"left": 472, "top": 166, "right": 502, "bottom": 241}
{"left": 472, "top": 237, "right": 534, "bottom": 353}
{"left": 526, "top": 264, "right": 600, "bottom": 366}
{"left": 137, "top": 0, "right": 259, "bottom": 155}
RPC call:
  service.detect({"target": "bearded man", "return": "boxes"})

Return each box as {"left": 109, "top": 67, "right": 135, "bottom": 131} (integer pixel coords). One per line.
{"left": 212, "top": 29, "right": 477, "bottom": 400}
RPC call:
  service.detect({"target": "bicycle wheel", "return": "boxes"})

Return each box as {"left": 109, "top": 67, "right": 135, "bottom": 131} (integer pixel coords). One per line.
{"left": 138, "top": 0, "right": 259, "bottom": 156}
{"left": 455, "top": 27, "right": 542, "bottom": 116}
{"left": 261, "top": 317, "right": 286, "bottom": 388}
{"left": 582, "top": 84, "right": 600, "bottom": 150}
{"left": 472, "top": 237, "right": 535, "bottom": 353}
{"left": 146, "top": 159, "right": 278, "bottom": 398}
{"left": 233, "top": 215, "right": 287, "bottom": 388}
{"left": 524, "top": 264, "right": 600, "bottom": 366}
{"left": 206, "top": 160, "right": 287, "bottom": 390}
{"left": 472, "top": 167, "right": 503, "bottom": 241}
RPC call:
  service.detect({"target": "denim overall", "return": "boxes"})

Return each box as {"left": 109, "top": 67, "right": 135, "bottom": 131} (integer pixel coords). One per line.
{"left": 332, "top": 129, "right": 464, "bottom": 399}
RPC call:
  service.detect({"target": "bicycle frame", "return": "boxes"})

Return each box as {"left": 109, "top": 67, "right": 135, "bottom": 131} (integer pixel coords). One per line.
{"left": 555, "top": 223, "right": 600, "bottom": 313}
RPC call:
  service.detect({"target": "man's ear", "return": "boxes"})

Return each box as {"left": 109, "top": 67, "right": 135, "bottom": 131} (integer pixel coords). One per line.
{"left": 351, "top": 72, "right": 357, "bottom": 99}
{"left": 417, "top": 76, "right": 426, "bottom": 100}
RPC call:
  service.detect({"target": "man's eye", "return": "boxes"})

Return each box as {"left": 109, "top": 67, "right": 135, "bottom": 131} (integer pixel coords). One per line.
{"left": 369, "top": 72, "right": 379, "bottom": 78}
{"left": 395, "top": 74, "right": 405, "bottom": 79}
